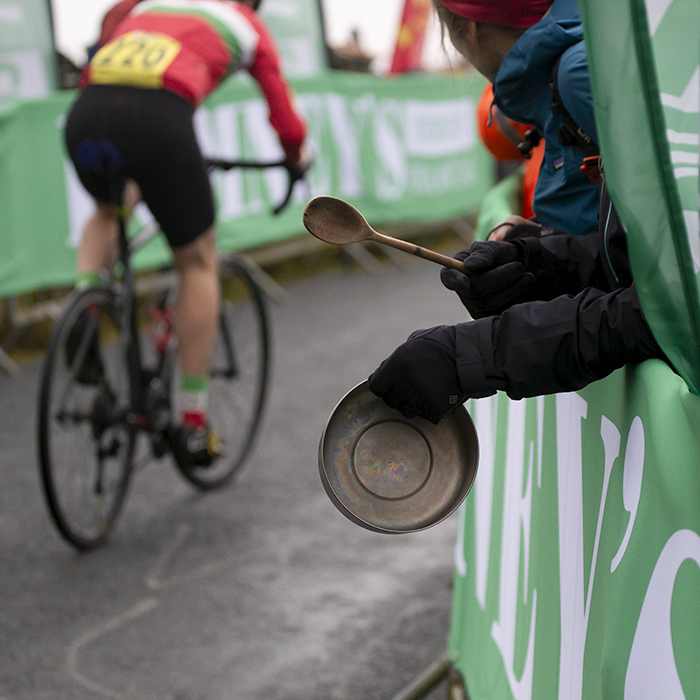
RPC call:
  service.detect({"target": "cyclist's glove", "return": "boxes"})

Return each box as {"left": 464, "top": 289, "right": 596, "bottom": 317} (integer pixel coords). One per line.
{"left": 288, "top": 144, "right": 314, "bottom": 180}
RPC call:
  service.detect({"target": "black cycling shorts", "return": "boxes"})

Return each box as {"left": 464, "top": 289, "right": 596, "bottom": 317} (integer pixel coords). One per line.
{"left": 64, "top": 84, "right": 215, "bottom": 249}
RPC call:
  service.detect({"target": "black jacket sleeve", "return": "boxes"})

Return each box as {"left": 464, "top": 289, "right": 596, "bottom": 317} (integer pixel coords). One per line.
{"left": 512, "top": 232, "right": 612, "bottom": 299}
{"left": 453, "top": 283, "right": 665, "bottom": 400}
{"left": 503, "top": 178, "right": 632, "bottom": 300}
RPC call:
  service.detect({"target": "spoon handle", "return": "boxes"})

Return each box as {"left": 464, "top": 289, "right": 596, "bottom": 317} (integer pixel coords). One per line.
{"left": 371, "top": 231, "right": 466, "bottom": 271}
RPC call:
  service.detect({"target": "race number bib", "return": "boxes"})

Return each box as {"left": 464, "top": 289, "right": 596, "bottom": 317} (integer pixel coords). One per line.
{"left": 90, "top": 31, "right": 182, "bottom": 89}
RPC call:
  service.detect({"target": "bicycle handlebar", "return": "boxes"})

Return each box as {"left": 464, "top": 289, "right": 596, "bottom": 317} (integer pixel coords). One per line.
{"left": 128, "top": 156, "right": 308, "bottom": 255}
{"left": 204, "top": 157, "right": 308, "bottom": 215}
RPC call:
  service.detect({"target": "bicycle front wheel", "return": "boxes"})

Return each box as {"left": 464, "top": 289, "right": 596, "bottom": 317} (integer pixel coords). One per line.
{"left": 176, "top": 257, "right": 270, "bottom": 489}
{"left": 37, "top": 287, "right": 135, "bottom": 550}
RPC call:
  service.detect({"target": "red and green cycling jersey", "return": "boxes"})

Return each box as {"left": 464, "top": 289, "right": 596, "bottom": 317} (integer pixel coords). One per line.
{"left": 81, "top": 0, "right": 306, "bottom": 160}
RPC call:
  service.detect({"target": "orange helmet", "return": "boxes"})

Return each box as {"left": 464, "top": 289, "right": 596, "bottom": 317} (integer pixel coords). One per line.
{"left": 476, "top": 83, "right": 532, "bottom": 161}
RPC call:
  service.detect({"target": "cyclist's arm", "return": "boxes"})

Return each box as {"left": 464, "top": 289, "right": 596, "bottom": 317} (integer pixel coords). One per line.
{"left": 98, "top": 0, "right": 141, "bottom": 45}
{"left": 242, "top": 12, "right": 307, "bottom": 164}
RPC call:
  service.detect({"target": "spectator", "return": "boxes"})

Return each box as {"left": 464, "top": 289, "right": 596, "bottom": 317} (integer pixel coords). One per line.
{"left": 367, "top": 0, "right": 666, "bottom": 423}
{"left": 437, "top": 0, "right": 600, "bottom": 240}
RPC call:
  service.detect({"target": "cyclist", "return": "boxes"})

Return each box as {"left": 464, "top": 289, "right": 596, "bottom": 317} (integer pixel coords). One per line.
{"left": 64, "top": 0, "right": 311, "bottom": 468}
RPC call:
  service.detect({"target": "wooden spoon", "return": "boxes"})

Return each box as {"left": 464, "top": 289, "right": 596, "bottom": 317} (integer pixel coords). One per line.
{"left": 302, "top": 196, "right": 466, "bottom": 271}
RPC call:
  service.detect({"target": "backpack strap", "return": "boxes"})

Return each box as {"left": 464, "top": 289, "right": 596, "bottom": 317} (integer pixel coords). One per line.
{"left": 549, "top": 55, "right": 601, "bottom": 182}
{"left": 516, "top": 53, "right": 601, "bottom": 182}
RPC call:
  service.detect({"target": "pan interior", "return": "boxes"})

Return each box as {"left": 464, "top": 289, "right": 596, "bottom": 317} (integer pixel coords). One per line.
{"left": 319, "top": 382, "right": 479, "bottom": 534}
{"left": 353, "top": 421, "right": 432, "bottom": 499}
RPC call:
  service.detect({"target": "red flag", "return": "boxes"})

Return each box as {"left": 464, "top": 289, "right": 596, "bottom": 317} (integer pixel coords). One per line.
{"left": 389, "top": 0, "right": 432, "bottom": 74}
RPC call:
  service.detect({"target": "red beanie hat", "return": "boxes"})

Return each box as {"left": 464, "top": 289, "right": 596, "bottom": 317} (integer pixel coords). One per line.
{"left": 438, "top": 0, "right": 553, "bottom": 28}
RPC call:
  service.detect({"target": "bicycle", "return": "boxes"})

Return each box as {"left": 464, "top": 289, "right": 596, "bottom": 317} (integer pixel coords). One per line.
{"left": 37, "top": 146, "right": 307, "bottom": 550}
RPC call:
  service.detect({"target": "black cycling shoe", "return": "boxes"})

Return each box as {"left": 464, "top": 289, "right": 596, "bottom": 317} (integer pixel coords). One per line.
{"left": 170, "top": 424, "right": 221, "bottom": 469}
{"left": 65, "top": 308, "right": 104, "bottom": 385}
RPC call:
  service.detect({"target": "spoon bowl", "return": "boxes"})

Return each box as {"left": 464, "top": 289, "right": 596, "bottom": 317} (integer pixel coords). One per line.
{"left": 302, "top": 196, "right": 467, "bottom": 271}
{"left": 303, "top": 195, "right": 370, "bottom": 245}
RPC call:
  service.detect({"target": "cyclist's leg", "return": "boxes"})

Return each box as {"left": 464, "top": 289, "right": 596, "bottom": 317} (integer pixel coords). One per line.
{"left": 76, "top": 181, "right": 141, "bottom": 281}
{"left": 76, "top": 202, "right": 119, "bottom": 280}
{"left": 175, "top": 258, "right": 271, "bottom": 489}
{"left": 84, "top": 87, "right": 221, "bottom": 467}
{"left": 171, "top": 226, "right": 220, "bottom": 378}
{"left": 167, "top": 226, "right": 221, "bottom": 467}
{"left": 67, "top": 189, "right": 139, "bottom": 383}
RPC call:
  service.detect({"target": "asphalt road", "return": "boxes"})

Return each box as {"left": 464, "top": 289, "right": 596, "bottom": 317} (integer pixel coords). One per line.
{"left": 0, "top": 249, "right": 470, "bottom": 700}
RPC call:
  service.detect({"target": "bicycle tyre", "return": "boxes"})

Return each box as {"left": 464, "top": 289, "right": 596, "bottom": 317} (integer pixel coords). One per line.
{"left": 175, "top": 257, "right": 270, "bottom": 489}
{"left": 38, "top": 287, "right": 136, "bottom": 550}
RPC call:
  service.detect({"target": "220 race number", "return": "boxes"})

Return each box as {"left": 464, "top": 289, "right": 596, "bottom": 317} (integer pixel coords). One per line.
{"left": 90, "top": 31, "right": 182, "bottom": 89}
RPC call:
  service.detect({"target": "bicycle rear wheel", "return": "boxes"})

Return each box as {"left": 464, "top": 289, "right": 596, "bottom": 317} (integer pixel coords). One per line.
{"left": 176, "top": 257, "right": 270, "bottom": 489}
{"left": 38, "top": 287, "right": 135, "bottom": 550}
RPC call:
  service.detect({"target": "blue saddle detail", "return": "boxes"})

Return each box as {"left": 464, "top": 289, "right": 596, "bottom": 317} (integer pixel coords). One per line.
{"left": 74, "top": 139, "right": 129, "bottom": 206}
{"left": 74, "top": 138, "right": 127, "bottom": 175}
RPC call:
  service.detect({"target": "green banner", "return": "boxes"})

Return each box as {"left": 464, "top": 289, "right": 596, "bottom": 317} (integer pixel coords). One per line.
{"left": 448, "top": 3, "right": 700, "bottom": 694}
{"left": 449, "top": 362, "right": 700, "bottom": 699}
{"left": 0, "top": 70, "right": 491, "bottom": 297}
{"left": 472, "top": 168, "right": 520, "bottom": 242}
{"left": 0, "top": 0, "right": 57, "bottom": 106}
{"left": 258, "top": 0, "right": 327, "bottom": 77}
{"left": 578, "top": 0, "right": 700, "bottom": 393}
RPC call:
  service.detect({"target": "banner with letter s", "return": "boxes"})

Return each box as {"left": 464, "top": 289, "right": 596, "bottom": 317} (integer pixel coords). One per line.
{"left": 0, "top": 71, "right": 491, "bottom": 298}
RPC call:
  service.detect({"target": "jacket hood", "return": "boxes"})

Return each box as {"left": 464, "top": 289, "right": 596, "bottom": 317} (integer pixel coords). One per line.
{"left": 493, "top": 0, "right": 583, "bottom": 128}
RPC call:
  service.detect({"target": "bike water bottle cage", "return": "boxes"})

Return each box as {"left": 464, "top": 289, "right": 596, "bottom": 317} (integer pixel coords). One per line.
{"left": 74, "top": 138, "right": 129, "bottom": 206}
{"left": 549, "top": 56, "right": 601, "bottom": 182}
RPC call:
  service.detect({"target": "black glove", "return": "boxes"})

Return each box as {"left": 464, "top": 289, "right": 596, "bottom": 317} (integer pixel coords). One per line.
{"left": 287, "top": 144, "right": 314, "bottom": 180}
{"left": 368, "top": 326, "right": 464, "bottom": 424}
{"left": 440, "top": 241, "right": 536, "bottom": 318}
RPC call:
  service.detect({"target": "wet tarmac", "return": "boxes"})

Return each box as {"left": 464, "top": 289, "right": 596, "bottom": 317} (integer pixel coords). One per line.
{"left": 0, "top": 250, "right": 470, "bottom": 700}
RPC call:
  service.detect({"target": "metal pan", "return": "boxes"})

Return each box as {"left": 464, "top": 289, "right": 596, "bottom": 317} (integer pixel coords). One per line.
{"left": 318, "top": 381, "right": 479, "bottom": 534}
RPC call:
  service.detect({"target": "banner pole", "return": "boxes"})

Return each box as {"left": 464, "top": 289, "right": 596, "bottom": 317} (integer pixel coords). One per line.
{"left": 45, "top": 0, "right": 57, "bottom": 52}
{"left": 314, "top": 0, "right": 332, "bottom": 69}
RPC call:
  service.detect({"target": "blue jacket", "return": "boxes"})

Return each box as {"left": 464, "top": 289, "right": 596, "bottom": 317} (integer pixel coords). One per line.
{"left": 493, "top": 0, "right": 600, "bottom": 236}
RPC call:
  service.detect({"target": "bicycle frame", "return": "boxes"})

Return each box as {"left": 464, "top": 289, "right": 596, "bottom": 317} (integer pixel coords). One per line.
{"left": 38, "top": 152, "right": 285, "bottom": 550}
{"left": 112, "top": 153, "right": 308, "bottom": 431}
{"left": 116, "top": 217, "right": 150, "bottom": 429}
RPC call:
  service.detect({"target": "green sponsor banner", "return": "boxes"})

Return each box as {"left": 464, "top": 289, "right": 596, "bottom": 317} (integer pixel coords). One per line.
{"left": 578, "top": 0, "right": 700, "bottom": 393}
{"left": 0, "top": 0, "right": 57, "bottom": 105}
{"left": 258, "top": 0, "right": 327, "bottom": 77}
{"left": 448, "top": 4, "right": 700, "bottom": 693}
{"left": 0, "top": 70, "right": 491, "bottom": 297}
{"left": 449, "top": 361, "right": 700, "bottom": 699}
